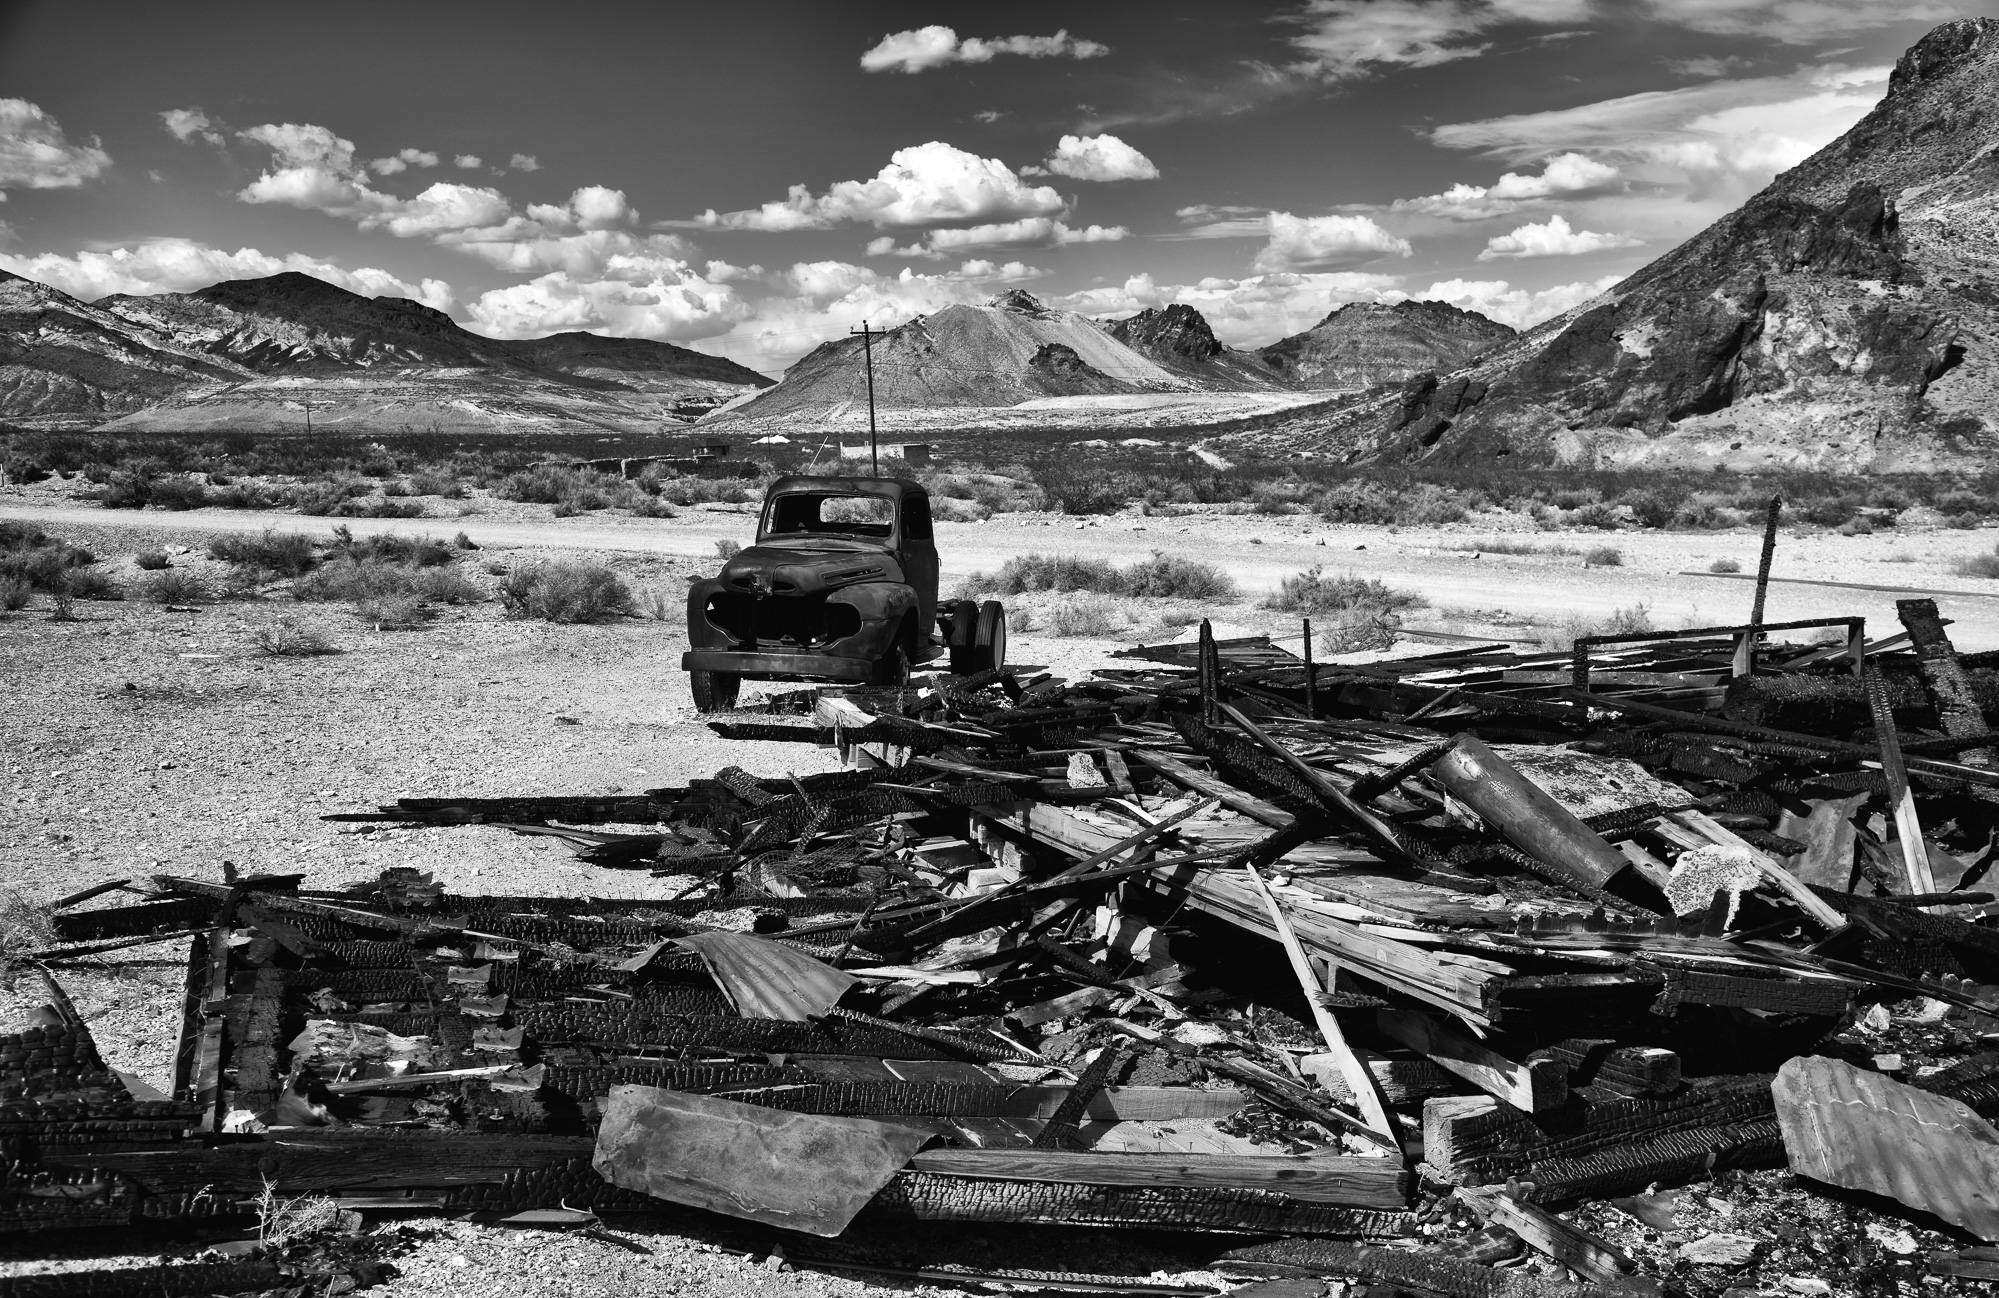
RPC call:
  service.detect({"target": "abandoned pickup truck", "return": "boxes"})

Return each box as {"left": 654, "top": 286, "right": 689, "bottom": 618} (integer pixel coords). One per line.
{"left": 682, "top": 475, "right": 1007, "bottom": 711}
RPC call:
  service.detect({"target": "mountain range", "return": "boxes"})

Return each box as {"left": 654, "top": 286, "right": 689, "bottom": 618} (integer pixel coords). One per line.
{"left": 1241, "top": 17, "right": 1999, "bottom": 472}
{"left": 0, "top": 271, "right": 772, "bottom": 435}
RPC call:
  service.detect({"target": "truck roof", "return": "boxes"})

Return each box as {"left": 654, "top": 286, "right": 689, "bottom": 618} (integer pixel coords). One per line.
{"left": 763, "top": 475, "right": 927, "bottom": 499}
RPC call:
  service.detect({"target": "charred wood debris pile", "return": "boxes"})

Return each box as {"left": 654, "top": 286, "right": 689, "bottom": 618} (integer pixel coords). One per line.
{"left": 18, "top": 596, "right": 1999, "bottom": 1298}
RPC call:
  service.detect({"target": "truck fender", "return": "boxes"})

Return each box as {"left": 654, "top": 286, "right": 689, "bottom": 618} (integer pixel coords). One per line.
{"left": 827, "top": 583, "right": 916, "bottom": 659}
{"left": 685, "top": 578, "right": 731, "bottom": 649}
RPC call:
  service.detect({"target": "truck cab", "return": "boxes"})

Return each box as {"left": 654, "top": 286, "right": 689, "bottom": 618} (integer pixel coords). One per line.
{"left": 681, "top": 475, "right": 1005, "bottom": 711}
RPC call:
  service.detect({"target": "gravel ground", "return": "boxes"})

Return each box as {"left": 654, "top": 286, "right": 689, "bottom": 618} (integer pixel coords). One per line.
{"left": 5, "top": 487, "right": 1998, "bottom": 1295}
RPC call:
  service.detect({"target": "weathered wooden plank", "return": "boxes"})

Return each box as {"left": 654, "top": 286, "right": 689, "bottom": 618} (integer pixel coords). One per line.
{"left": 905, "top": 1148, "right": 1409, "bottom": 1209}
{"left": 1457, "top": 1186, "right": 1636, "bottom": 1286}
{"left": 1131, "top": 749, "right": 1294, "bottom": 828}
{"left": 1376, "top": 1011, "right": 1565, "bottom": 1113}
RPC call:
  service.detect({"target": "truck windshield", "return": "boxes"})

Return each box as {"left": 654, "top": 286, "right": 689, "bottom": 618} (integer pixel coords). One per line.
{"left": 762, "top": 493, "right": 896, "bottom": 540}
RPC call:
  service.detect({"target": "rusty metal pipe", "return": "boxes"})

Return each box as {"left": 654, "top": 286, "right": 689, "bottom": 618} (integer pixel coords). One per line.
{"left": 1429, "top": 734, "right": 1630, "bottom": 893}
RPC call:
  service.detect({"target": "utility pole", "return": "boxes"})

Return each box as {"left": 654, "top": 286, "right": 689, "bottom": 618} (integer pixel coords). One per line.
{"left": 848, "top": 321, "right": 880, "bottom": 477}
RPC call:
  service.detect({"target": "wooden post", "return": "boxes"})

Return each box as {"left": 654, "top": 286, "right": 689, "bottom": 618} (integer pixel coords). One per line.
{"left": 1863, "top": 662, "right": 1937, "bottom": 894}
{"left": 1198, "top": 618, "right": 1219, "bottom": 726}
{"left": 1301, "top": 619, "right": 1318, "bottom": 718}
{"left": 1751, "top": 494, "right": 1781, "bottom": 625}
{"left": 1898, "top": 598, "right": 1997, "bottom": 789}
{"left": 1848, "top": 618, "right": 1867, "bottom": 677}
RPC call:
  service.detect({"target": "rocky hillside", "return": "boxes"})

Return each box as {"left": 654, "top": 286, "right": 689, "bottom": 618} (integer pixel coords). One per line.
{"left": 1250, "top": 17, "right": 1999, "bottom": 471}
{"left": 1256, "top": 300, "right": 1515, "bottom": 389}
{"left": 1, "top": 270, "right": 771, "bottom": 433}
{"left": 0, "top": 271, "right": 253, "bottom": 427}
{"left": 1105, "top": 304, "right": 1290, "bottom": 391}
{"left": 715, "top": 289, "right": 1214, "bottom": 422}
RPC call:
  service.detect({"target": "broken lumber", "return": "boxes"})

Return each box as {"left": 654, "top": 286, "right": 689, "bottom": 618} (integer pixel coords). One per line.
{"left": 1377, "top": 1009, "right": 1566, "bottom": 1113}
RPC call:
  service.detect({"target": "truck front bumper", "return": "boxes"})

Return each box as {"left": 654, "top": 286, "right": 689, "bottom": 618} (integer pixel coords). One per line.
{"left": 681, "top": 649, "right": 877, "bottom": 682}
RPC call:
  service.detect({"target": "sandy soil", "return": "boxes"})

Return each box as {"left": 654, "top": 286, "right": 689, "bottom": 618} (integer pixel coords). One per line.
{"left": 4, "top": 483, "right": 1998, "bottom": 1292}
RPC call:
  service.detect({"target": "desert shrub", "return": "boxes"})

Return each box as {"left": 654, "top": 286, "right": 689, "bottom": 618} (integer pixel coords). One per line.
{"left": 0, "top": 890, "right": 57, "bottom": 978}
{"left": 0, "top": 526, "right": 101, "bottom": 595}
{"left": 352, "top": 594, "right": 433, "bottom": 630}
{"left": 1837, "top": 516, "right": 1877, "bottom": 536}
{"left": 209, "top": 483, "right": 284, "bottom": 510}
{"left": 1160, "top": 607, "right": 1203, "bottom": 628}
{"left": 1318, "top": 606, "right": 1405, "bottom": 653}
{"left": 1625, "top": 488, "right": 1682, "bottom": 530}
{"left": 292, "top": 560, "right": 414, "bottom": 603}
{"left": 1583, "top": 546, "right": 1623, "bottom": 567}
{"left": 1316, "top": 481, "right": 1398, "bottom": 525}
{"left": 1047, "top": 592, "right": 1127, "bottom": 637}
{"left": 1709, "top": 557, "right": 1743, "bottom": 573}
{"left": 918, "top": 469, "right": 1046, "bottom": 514}
{"left": 1567, "top": 503, "right": 1620, "bottom": 530}
{"left": 627, "top": 494, "right": 675, "bottom": 518}
{"left": 290, "top": 477, "right": 371, "bottom": 515}
{"left": 147, "top": 477, "right": 211, "bottom": 510}
{"left": 1396, "top": 483, "right": 1469, "bottom": 526}
{"left": 1264, "top": 567, "right": 1424, "bottom": 615}
{"left": 62, "top": 569, "right": 120, "bottom": 600}
{"left": 410, "top": 568, "right": 483, "bottom": 604}
{"left": 0, "top": 578, "right": 31, "bottom": 611}
{"left": 1120, "top": 552, "right": 1236, "bottom": 600}
{"left": 254, "top": 1178, "right": 342, "bottom": 1250}
{"left": 210, "top": 529, "right": 318, "bottom": 577}
{"left": 715, "top": 539, "right": 743, "bottom": 560}
{"left": 1035, "top": 464, "right": 1140, "bottom": 516}
{"left": 94, "top": 464, "right": 209, "bottom": 509}
{"left": 452, "top": 531, "right": 479, "bottom": 550}
{"left": 1448, "top": 538, "right": 1574, "bottom": 556}
{"left": 499, "top": 465, "right": 623, "bottom": 507}
{"left": 1800, "top": 495, "right": 1858, "bottom": 527}
{"left": 254, "top": 618, "right": 338, "bottom": 657}
{"left": 983, "top": 553, "right": 1124, "bottom": 595}
{"left": 329, "top": 527, "right": 454, "bottom": 567}
{"left": 1603, "top": 603, "right": 1654, "bottom": 635}
{"left": 1252, "top": 481, "right": 1315, "bottom": 515}
{"left": 1553, "top": 489, "right": 1596, "bottom": 510}
{"left": 135, "top": 550, "right": 171, "bottom": 571}
{"left": 653, "top": 475, "right": 753, "bottom": 506}
{"left": 1953, "top": 548, "right": 1999, "bottom": 579}
{"left": 499, "top": 562, "right": 633, "bottom": 623}
{"left": 136, "top": 569, "right": 210, "bottom": 603}
{"left": 1672, "top": 497, "right": 1733, "bottom": 529}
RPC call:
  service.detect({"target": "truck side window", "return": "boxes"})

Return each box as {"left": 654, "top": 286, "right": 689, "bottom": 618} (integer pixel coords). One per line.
{"left": 766, "top": 494, "right": 822, "bottom": 534}
{"left": 902, "top": 493, "right": 933, "bottom": 541}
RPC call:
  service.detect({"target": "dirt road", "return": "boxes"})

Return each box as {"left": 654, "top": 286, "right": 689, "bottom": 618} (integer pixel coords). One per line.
{"left": 8, "top": 499, "right": 1999, "bottom": 646}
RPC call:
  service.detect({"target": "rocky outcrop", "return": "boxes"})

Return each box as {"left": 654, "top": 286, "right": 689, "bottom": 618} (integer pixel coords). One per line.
{"left": 1256, "top": 300, "right": 1515, "bottom": 390}
{"left": 1027, "top": 342, "right": 1122, "bottom": 395}
{"left": 1106, "top": 304, "right": 1290, "bottom": 392}
{"left": 1249, "top": 17, "right": 1999, "bottom": 471}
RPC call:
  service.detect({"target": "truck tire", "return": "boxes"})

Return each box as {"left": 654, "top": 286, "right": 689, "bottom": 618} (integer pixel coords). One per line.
{"left": 689, "top": 669, "right": 740, "bottom": 713}
{"left": 947, "top": 599, "right": 980, "bottom": 673}
{"left": 872, "top": 642, "right": 912, "bottom": 687}
{"left": 972, "top": 601, "right": 1007, "bottom": 674}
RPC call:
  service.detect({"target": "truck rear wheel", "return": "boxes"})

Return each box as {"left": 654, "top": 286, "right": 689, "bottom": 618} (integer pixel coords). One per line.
{"left": 689, "top": 669, "right": 740, "bottom": 713}
{"left": 972, "top": 601, "right": 1007, "bottom": 674}
{"left": 947, "top": 599, "right": 980, "bottom": 673}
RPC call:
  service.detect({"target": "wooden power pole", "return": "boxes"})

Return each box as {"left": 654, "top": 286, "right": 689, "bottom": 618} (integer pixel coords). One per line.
{"left": 848, "top": 322, "right": 880, "bottom": 476}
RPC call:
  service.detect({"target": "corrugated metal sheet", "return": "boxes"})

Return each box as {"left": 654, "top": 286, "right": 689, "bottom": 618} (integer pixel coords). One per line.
{"left": 677, "top": 931, "right": 859, "bottom": 1021}
{"left": 1775, "top": 1055, "right": 1999, "bottom": 1241}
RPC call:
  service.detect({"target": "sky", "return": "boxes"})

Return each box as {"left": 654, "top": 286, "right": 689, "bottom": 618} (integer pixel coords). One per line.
{"left": 0, "top": 0, "right": 1968, "bottom": 376}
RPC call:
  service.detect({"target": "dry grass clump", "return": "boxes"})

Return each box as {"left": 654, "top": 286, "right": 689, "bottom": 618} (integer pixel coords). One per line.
{"left": 0, "top": 522, "right": 98, "bottom": 594}
{"left": 1538, "top": 602, "right": 1655, "bottom": 650}
{"left": 135, "top": 569, "right": 210, "bottom": 604}
{"left": 352, "top": 594, "right": 433, "bottom": 630}
{"left": 255, "top": 1177, "right": 343, "bottom": 1250}
{"left": 0, "top": 578, "right": 30, "bottom": 612}
{"left": 254, "top": 618, "right": 339, "bottom": 656}
{"left": 1709, "top": 557, "right": 1743, "bottom": 573}
{"left": 1317, "top": 607, "right": 1407, "bottom": 654}
{"left": 1046, "top": 592, "right": 1129, "bottom": 637}
{"left": 499, "top": 562, "right": 633, "bottom": 623}
{"left": 1952, "top": 547, "right": 1999, "bottom": 579}
{"left": 918, "top": 469, "right": 1046, "bottom": 515}
{"left": 134, "top": 550, "right": 171, "bottom": 571}
{"left": 1583, "top": 546, "right": 1624, "bottom": 567}
{"left": 1446, "top": 538, "right": 1577, "bottom": 556}
{"left": 1120, "top": 552, "right": 1235, "bottom": 600}
{"left": 715, "top": 539, "right": 744, "bottom": 560}
{"left": 1263, "top": 566, "right": 1424, "bottom": 615}
{"left": 210, "top": 529, "right": 318, "bottom": 577}
{"left": 0, "top": 891, "right": 56, "bottom": 981}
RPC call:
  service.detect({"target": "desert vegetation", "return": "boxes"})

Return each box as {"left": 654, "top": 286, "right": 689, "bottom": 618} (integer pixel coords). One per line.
{"left": 498, "top": 562, "right": 634, "bottom": 623}
{"left": 0, "top": 520, "right": 118, "bottom": 613}
{"left": 958, "top": 550, "right": 1235, "bottom": 601}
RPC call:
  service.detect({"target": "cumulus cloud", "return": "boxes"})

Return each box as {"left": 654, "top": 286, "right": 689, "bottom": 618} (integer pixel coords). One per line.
{"left": 1479, "top": 213, "right": 1641, "bottom": 258}
{"left": 692, "top": 141, "right": 1066, "bottom": 231}
{"left": 0, "top": 237, "right": 454, "bottom": 310}
{"left": 1283, "top": 0, "right": 1594, "bottom": 81}
{"left": 464, "top": 269, "right": 749, "bottom": 343}
{"left": 1254, "top": 212, "right": 1413, "bottom": 272}
{"left": 1027, "top": 133, "right": 1159, "bottom": 182}
{"left": 860, "top": 26, "right": 1107, "bottom": 74}
{"left": 455, "top": 154, "right": 483, "bottom": 169}
{"left": 509, "top": 153, "right": 541, "bottom": 172}
{"left": 159, "top": 107, "right": 224, "bottom": 147}
{"left": 367, "top": 148, "right": 440, "bottom": 176}
{"left": 871, "top": 218, "right": 1129, "bottom": 257}
{"left": 0, "top": 100, "right": 112, "bottom": 196}
{"left": 1417, "top": 274, "right": 1622, "bottom": 328}
{"left": 1641, "top": 0, "right": 1959, "bottom": 43}
{"left": 1392, "top": 151, "right": 1618, "bottom": 220}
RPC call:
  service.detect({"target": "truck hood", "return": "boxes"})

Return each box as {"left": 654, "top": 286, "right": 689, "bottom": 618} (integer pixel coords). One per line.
{"left": 716, "top": 543, "right": 903, "bottom": 597}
